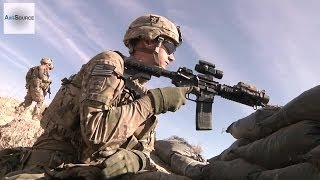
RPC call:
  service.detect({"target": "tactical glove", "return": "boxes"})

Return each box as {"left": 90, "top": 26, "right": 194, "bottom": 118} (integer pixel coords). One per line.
{"left": 101, "top": 149, "right": 146, "bottom": 179}
{"left": 148, "top": 86, "right": 192, "bottom": 115}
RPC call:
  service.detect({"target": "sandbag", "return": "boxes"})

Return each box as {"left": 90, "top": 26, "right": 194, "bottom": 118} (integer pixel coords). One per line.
{"left": 170, "top": 153, "right": 206, "bottom": 179}
{"left": 202, "top": 158, "right": 265, "bottom": 180}
{"left": 207, "top": 154, "right": 221, "bottom": 163}
{"left": 232, "top": 120, "right": 320, "bottom": 169}
{"left": 248, "top": 163, "right": 320, "bottom": 180}
{"left": 155, "top": 139, "right": 204, "bottom": 165}
{"left": 226, "top": 105, "right": 281, "bottom": 140}
{"left": 208, "top": 138, "right": 251, "bottom": 163}
{"left": 296, "top": 144, "right": 320, "bottom": 169}
{"left": 259, "top": 85, "right": 320, "bottom": 137}
{"left": 131, "top": 171, "right": 191, "bottom": 180}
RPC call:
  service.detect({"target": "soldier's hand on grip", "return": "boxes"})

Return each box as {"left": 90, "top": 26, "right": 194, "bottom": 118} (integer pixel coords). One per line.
{"left": 101, "top": 149, "right": 144, "bottom": 179}
{"left": 148, "top": 86, "right": 192, "bottom": 115}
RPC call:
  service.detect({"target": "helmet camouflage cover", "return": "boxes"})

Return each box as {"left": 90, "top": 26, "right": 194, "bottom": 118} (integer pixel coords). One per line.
{"left": 123, "top": 14, "right": 182, "bottom": 48}
{"left": 40, "top": 57, "right": 53, "bottom": 65}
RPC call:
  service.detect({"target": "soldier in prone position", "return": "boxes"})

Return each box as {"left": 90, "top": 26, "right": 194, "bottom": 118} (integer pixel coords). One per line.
{"left": 15, "top": 57, "right": 53, "bottom": 120}
{"left": 4, "top": 14, "right": 192, "bottom": 179}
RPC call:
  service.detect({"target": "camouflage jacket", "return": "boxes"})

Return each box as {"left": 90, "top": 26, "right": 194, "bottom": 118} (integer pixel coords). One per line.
{"left": 34, "top": 51, "right": 157, "bottom": 167}
{"left": 27, "top": 64, "right": 51, "bottom": 90}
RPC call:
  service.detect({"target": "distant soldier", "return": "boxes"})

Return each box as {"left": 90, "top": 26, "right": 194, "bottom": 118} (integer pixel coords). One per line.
{"left": 15, "top": 57, "right": 53, "bottom": 120}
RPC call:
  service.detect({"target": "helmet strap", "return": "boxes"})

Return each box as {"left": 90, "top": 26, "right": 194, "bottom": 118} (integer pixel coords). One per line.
{"left": 153, "top": 37, "right": 164, "bottom": 67}
{"left": 133, "top": 47, "right": 154, "bottom": 54}
{"left": 131, "top": 37, "right": 164, "bottom": 67}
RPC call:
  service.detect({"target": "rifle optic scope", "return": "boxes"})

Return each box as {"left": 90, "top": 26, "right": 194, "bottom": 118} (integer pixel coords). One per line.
{"left": 195, "top": 60, "right": 224, "bottom": 79}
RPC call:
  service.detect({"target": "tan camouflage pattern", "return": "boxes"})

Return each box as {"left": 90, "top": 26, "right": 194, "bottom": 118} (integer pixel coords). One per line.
{"left": 123, "top": 14, "right": 182, "bottom": 47}
{"left": 40, "top": 57, "right": 53, "bottom": 65}
{"left": 79, "top": 52, "right": 157, "bottom": 164}
{"left": 5, "top": 50, "right": 159, "bottom": 178}
{"left": 16, "top": 64, "right": 51, "bottom": 118}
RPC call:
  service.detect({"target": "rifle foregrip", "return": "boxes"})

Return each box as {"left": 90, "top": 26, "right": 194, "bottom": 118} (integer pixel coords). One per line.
{"left": 218, "top": 85, "right": 269, "bottom": 107}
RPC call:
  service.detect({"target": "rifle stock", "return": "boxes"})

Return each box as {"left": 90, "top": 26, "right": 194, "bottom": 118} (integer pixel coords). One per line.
{"left": 124, "top": 59, "right": 270, "bottom": 130}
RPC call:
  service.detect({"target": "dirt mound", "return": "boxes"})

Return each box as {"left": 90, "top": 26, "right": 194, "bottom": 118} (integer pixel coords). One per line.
{"left": 0, "top": 96, "right": 42, "bottom": 150}
{"left": 0, "top": 96, "right": 34, "bottom": 126}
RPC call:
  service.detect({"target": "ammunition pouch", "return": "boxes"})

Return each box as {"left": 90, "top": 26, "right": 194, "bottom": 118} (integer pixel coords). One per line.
{"left": 45, "top": 119, "right": 78, "bottom": 140}
{"left": 24, "top": 149, "right": 77, "bottom": 169}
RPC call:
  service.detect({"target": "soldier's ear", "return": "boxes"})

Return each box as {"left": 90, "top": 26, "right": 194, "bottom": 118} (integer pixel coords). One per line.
{"left": 141, "top": 39, "right": 157, "bottom": 48}
{"left": 140, "top": 40, "right": 149, "bottom": 47}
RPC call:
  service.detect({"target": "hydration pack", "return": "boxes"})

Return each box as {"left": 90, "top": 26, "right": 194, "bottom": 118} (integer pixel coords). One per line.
{"left": 25, "top": 66, "right": 38, "bottom": 84}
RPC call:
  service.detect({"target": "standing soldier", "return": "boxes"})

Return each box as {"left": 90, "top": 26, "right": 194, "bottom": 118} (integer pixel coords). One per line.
{"left": 5, "top": 14, "right": 192, "bottom": 179}
{"left": 15, "top": 57, "right": 53, "bottom": 120}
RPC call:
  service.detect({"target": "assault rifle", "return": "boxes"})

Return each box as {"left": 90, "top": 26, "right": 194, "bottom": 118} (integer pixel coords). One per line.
{"left": 124, "top": 59, "right": 270, "bottom": 130}
{"left": 46, "top": 81, "right": 52, "bottom": 99}
{"left": 47, "top": 86, "right": 51, "bottom": 99}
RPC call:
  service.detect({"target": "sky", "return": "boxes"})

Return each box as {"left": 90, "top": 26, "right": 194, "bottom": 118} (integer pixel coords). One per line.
{"left": 1, "top": 0, "right": 320, "bottom": 159}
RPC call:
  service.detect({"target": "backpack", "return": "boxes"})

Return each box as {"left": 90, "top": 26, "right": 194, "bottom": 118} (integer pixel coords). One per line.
{"left": 25, "top": 66, "right": 38, "bottom": 84}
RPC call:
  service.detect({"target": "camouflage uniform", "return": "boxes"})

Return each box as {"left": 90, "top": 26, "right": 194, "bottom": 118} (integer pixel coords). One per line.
{"left": 5, "top": 51, "right": 161, "bottom": 179}
{"left": 4, "top": 14, "right": 187, "bottom": 179}
{"left": 16, "top": 58, "right": 53, "bottom": 119}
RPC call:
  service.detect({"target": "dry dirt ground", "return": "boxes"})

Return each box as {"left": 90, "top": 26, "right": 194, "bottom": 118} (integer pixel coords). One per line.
{"left": 0, "top": 96, "right": 43, "bottom": 150}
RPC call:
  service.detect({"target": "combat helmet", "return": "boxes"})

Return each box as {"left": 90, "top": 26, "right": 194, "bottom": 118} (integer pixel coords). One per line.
{"left": 40, "top": 57, "right": 53, "bottom": 64}
{"left": 40, "top": 57, "right": 54, "bottom": 69}
{"left": 123, "top": 14, "right": 182, "bottom": 51}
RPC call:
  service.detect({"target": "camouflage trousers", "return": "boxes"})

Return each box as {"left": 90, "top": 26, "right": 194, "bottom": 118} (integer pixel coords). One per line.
{"left": 15, "top": 86, "right": 45, "bottom": 119}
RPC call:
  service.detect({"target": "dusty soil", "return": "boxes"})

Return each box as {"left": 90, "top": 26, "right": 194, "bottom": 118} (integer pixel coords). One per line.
{"left": 0, "top": 96, "right": 43, "bottom": 150}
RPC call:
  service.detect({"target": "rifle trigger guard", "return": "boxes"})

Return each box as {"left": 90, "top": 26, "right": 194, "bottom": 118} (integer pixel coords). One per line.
{"left": 186, "top": 93, "right": 190, "bottom": 100}
{"left": 186, "top": 93, "right": 197, "bottom": 102}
